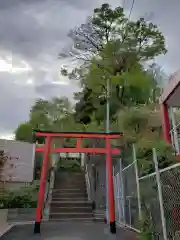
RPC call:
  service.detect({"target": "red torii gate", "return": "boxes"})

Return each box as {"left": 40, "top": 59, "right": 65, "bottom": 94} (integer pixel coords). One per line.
{"left": 33, "top": 130, "right": 121, "bottom": 234}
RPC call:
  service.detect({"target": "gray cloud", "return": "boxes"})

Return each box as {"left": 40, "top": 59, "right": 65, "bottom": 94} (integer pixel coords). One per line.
{"left": 0, "top": 76, "right": 34, "bottom": 135}
{"left": 131, "top": 0, "right": 180, "bottom": 73}
{"left": 35, "top": 83, "right": 79, "bottom": 99}
{"left": 0, "top": 0, "right": 179, "bottom": 136}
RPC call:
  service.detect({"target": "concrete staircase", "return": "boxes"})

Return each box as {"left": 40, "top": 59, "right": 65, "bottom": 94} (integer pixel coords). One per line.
{"left": 49, "top": 171, "right": 94, "bottom": 222}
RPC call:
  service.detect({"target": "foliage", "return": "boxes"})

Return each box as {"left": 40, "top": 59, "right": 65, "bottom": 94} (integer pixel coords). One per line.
{"left": 117, "top": 106, "right": 161, "bottom": 145}
{"left": 136, "top": 139, "right": 176, "bottom": 176}
{"left": 11, "top": 3, "right": 174, "bottom": 238}
{"left": 61, "top": 4, "right": 166, "bottom": 125}
{"left": 57, "top": 159, "right": 81, "bottom": 172}
{"left": 62, "top": 3, "right": 166, "bottom": 61}
{"left": 117, "top": 106, "right": 176, "bottom": 175}
{"left": 30, "top": 97, "right": 72, "bottom": 131}
{"left": 14, "top": 4, "right": 170, "bottom": 181}
{"left": 138, "top": 215, "right": 154, "bottom": 240}
{"left": 148, "top": 63, "right": 169, "bottom": 92}
{"left": 73, "top": 54, "right": 160, "bottom": 124}
{"left": 14, "top": 122, "right": 33, "bottom": 143}
{"left": 0, "top": 151, "right": 15, "bottom": 182}
{"left": 33, "top": 152, "right": 43, "bottom": 180}
{"left": 0, "top": 184, "right": 38, "bottom": 209}
{"left": 15, "top": 97, "right": 74, "bottom": 143}
{"left": 0, "top": 150, "right": 8, "bottom": 169}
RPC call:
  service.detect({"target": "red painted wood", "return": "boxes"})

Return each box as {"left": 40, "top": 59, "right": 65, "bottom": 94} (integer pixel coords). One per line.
{"left": 106, "top": 137, "right": 116, "bottom": 223}
{"left": 76, "top": 138, "right": 81, "bottom": 149}
{"left": 35, "top": 132, "right": 121, "bottom": 139}
{"left": 159, "top": 71, "right": 180, "bottom": 104}
{"left": 35, "top": 136, "right": 51, "bottom": 223}
{"left": 34, "top": 130, "right": 121, "bottom": 230}
{"left": 36, "top": 146, "right": 121, "bottom": 155}
{"left": 161, "top": 103, "right": 171, "bottom": 144}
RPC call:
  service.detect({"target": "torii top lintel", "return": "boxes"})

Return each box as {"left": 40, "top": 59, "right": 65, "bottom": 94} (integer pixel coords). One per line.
{"left": 34, "top": 130, "right": 121, "bottom": 155}
{"left": 34, "top": 130, "right": 122, "bottom": 139}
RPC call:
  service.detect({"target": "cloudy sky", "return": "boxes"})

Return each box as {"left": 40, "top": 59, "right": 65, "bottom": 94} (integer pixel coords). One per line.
{"left": 0, "top": 0, "right": 179, "bottom": 138}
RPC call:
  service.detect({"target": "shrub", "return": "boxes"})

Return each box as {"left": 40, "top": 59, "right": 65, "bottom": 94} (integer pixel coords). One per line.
{"left": 136, "top": 138, "right": 176, "bottom": 176}
{"left": 57, "top": 159, "right": 81, "bottom": 172}
{"left": 0, "top": 185, "right": 38, "bottom": 209}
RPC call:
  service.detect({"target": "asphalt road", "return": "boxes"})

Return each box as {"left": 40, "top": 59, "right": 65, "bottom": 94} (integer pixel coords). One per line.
{"left": 0, "top": 222, "right": 137, "bottom": 240}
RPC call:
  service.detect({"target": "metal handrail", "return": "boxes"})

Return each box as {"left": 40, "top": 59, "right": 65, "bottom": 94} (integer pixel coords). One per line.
{"left": 43, "top": 167, "right": 55, "bottom": 219}
{"left": 85, "top": 164, "right": 91, "bottom": 201}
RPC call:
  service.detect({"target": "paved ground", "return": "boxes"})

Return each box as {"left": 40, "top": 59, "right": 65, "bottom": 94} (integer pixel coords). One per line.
{"left": 0, "top": 222, "right": 137, "bottom": 240}
{"left": 0, "top": 223, "right": 12, "bottom": 237}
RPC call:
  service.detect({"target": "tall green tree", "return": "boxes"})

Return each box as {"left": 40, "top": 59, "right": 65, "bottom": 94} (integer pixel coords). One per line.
{"left": 72, "top": 50, "right": 161, "bottom": 124}
{"left": 61, "top": 4, "right": 166, "bottom": 61}
{"left": 15, "top": 97, "right": 75, "bottom": 142}
{"left": 61, "top": 4, "right": 167, "bottom": 124}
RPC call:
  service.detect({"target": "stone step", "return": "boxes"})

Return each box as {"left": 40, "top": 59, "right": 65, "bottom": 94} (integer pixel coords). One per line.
{"left": 54, "top": 185, "right": 86, "bottom": 189}
{"left": 51, "top": 197, "right": 88, "bottom": 201}
{"left": 52, "top": 188, "right": 86, "bottom": 192}
{"left": 55, "top": 179, "right": 86, "bottom": 183}
{"left": 93, "top": 210, "right": 105, "bottom": 222}
{"left": 54, "top": 179, "right": 86, "bottom": 183}
{"left": 54, "top": 182, "right": 86, "bottom": 186}
{"left": 55, "top": 176, "right": 85, "bottom": 179}
{"left": 49, "top": 218, "right": 93, "bottom": 222}
{"left": 54, "top": 177, "right": 85, "bottom": 181}
{"left": 50, "top": 212, "right": 93, "bottom": 219}
{"left": 51, "top": 201, "right": 92, "bottom": 208}
{"left": 52, "top": 193, "right": 87, "bottom": 198}
{"left": 50, "top": 206, "right": 92, "bottom": 213}
{"left": 93, "top": 218, "right": 104, "bottom": 222}
{"left": 55, "top": 172, "right": 84, "bottom": 176}
{"left": 52, "top": 191, "right": 87, "bottom": 195}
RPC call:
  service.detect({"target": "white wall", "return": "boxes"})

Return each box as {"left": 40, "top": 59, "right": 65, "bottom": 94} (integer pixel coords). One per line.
{"left": 0, "top": 139, "right": 35, "bottom": 183}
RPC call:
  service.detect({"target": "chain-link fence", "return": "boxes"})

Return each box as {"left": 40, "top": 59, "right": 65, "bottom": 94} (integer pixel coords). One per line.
{"left": 84, "top": 139, "right": 180, "bottom": 239}
{"left": 139, "top": 170, "right": 163, "bottom": 239}
{"left": 113, "top": 160, "right": 140, "bottom": 230}
{"left": 160, "top": 164, "right": 180, "bottom": 239}
{"left": 113, "top": 145, "right": 180, "bottom": 240}
{"left": 84, "top": 138, "right": 121, "bottom": 223}
{"left": 113, "top": 157, "right": 141, "bottom": 232}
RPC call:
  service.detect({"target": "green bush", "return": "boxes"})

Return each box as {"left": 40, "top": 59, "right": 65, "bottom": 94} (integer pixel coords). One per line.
{"left": 136, "top": 139, "right": 176, "bottom": 177}
{"left": 57, "top": 159, "right": 81, "bottom": 172}
{"left": 0, "top": 185, "right": 38, "bottom": 209}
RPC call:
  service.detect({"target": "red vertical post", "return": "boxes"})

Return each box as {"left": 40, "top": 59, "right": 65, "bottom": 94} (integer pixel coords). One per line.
{"left": 106, "top": 136, "right": 116, "bottom": 234}
{"left": 161, "top": 103, "right": 171, "bottom": 144}
{"left": 76, "top": 138, "right": 81, "bottom": 149}
{"left": 34, "top": 136, "right": 51, "bottom": 234}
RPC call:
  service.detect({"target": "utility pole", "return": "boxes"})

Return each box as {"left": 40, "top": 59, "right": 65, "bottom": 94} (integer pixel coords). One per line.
{"left": 106, "top": 78, "right": 110, "bottom": 133}
{"left": 106, "top": 77, "right": 110, "bottom": 223}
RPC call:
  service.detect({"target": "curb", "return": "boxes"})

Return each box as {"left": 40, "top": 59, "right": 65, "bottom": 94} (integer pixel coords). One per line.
{"left": 0, "top": 225, "right": 13, "bottom": 238}
{"left": 0, "top": 221, "right": 36, "bottom": 238}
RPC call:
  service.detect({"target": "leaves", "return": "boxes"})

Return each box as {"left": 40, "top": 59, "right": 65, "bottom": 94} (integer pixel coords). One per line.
{"left": 117, "top": 106, "right": 176, "bottom": 175}
{"left": 14, "top": 4, "right": 171, "bottom": 180}
{"left": 0, "top": 185, "right": 38, "bottom": 209}
{"left": 14, "top": 122, "right": 33, "bottom": 143}
{"left": 15, "top": 97, "right": 74, "bottom": 142}
{"left": 61, "top": 4, "right": 166, "bottom": 65}
{"left": 59, "top": 4, "right": 167, "bottom": 126}
{"left": 136, "top": 139, "right": 176, "bottom": 176}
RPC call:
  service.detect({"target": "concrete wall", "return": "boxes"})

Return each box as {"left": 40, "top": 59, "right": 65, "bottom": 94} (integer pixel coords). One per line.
{"left": 0, "top": 139, "right": 35, "bottom": 183}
